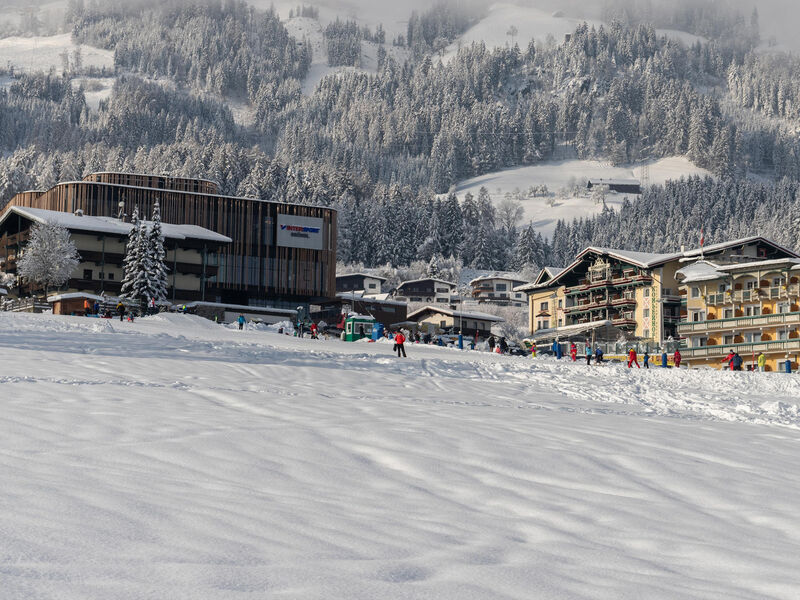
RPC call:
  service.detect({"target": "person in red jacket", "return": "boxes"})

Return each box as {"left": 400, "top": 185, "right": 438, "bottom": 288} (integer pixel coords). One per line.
{"left": 722, "top": 350, "right": 735, "bottom": 370}
{"left": 394, "top": 331, "right": 407, "bottom": 357}
{"left": 569, "top": 342, "right": 577, "bottom": 361}
{"left": 673, "top": 348, "right": 681, "bottom": 368}
{"left": 627, "top": 348, "right": 640, "bottom": 368}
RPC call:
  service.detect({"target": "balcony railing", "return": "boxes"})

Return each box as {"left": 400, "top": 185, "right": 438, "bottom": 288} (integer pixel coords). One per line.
{"left": 684, "top": 338, "right": 800, "bottom": 358}
{"left": 677, "top": 311, "right": 800, "bottom": 334}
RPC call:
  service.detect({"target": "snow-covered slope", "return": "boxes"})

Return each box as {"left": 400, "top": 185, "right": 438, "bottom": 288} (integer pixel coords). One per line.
{"left": 0, "top": 33, "right": 113, "bottom": 75}
{"left": 2, "top": 311, "right": 800, "bottom": 599}
{"left": 449, "top": 157, "right": 712, "bottom": 238}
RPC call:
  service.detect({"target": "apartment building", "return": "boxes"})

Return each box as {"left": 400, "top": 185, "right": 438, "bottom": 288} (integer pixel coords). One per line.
{"left": 468, "top": 273, "right": 528, "bottom": 307}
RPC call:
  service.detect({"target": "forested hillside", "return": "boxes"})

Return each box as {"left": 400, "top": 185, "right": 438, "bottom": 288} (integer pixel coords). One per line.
{"left": 0, "top": 0, "right": 799, "bottom": 275}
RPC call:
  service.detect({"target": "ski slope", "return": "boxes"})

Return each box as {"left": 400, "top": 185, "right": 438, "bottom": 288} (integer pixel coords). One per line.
{"left": 449, "top": 157, "right": 712, "bottom": 238}
{"left": 2, "top": 311, "right": 800, "bottom": 599}
{"left": 0, "top": 33, "right": 113, "bottom": 75}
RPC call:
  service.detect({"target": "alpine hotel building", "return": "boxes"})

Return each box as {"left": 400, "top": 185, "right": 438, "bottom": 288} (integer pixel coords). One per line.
{"left": 0, "top": 173, "right": 337, "bottom": 308}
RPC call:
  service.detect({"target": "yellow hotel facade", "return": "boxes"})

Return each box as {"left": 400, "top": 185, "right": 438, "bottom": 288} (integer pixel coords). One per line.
{"left": 515, "top": 238, "right": 799, "bottom": 349}
{"left": 676, "top": 257, "right": 800, "bottom": 371}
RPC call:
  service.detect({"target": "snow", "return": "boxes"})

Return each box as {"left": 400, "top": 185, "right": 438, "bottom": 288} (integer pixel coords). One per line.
{"left": 3, "top": 206, "right": 232, "bottom": 243}
{"left": 441, "top": 4, "right": 708, "bottom": 62}
{"left": 3, "top": 310, "right": 800, "bottom": 598}
{"left": 0, "top": 33, "right": 113, "bottom": 75}
{"left": 283, "top": 15, "right": 409, "bottom": 95}
{"left": 46, "top": 292, "right": 105, "bottom": 302}
{"left": 448, "top": 157, "right": 713, "bottom": 239}
{"left": 71, "top": 76, "right": 115, "bottom": 110}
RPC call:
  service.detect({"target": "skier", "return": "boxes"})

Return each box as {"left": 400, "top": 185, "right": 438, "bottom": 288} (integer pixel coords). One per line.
{"left": 673, "top": 348, "right": 681, "bottom": 368}
{"left": 627, "top": 348, "right": 640, "bottom": 369}
{"left": 594, "top": 346, "right": 604, "bottom": 364}
{"left": 394, "top": 330, "right": 407, "bottom": 357}
{"left": 643, "top": 351, "right": 650, "bottom": 369}
{"left": 732, "top": 352, "right": 744, "bottom": 371}
{"left": 83, "top": 299, "right": 92, "bottom": 315}
{"left": 530, "top": 342, "right": 537, "bottom": 359}
{"left": 488, "top": 336, "right": 496, "bottom": 353}
{"left": 585, "top": 344, "right": 592, "bottom": 365}
{"left": 757, "top": 352, "right": 766, "bottom": 372}
{"left": 148, "top": 297, "right": 156, "bottom": 315}
{"left": 310, "top": 322, "right": 318, "bottom": 339}
{"left": 722, "top": 349, "right": 736, "bottom": 371}
{"left": 116, "top": 301, "right": 126, "bottom": 322}
{"left": 237, "top": 314, "right": 246, "bottom": 330}
{"left": 570, "top": 342, "right": 577, "bottom": 361}
{"left": 93, "top": 300, "right": 100, "bottom": 315}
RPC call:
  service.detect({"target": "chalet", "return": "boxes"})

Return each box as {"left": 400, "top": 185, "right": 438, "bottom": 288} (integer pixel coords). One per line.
{"left": 394, "top": 278, "right": 458, "bottom": 304}
{"left": 469, "top": 273, "right": 529, "bottom": 307}
{"left": 0, "top": 206, "right": 231, "bottom": 303}
{"left": 406, "top": 305, "right": 504, "bottom": 339}
{"left": 336, "top": 272, "right": 387, "bottom": 295}
{"left": 587, "top": 178, "right": 641, "bottom": 194}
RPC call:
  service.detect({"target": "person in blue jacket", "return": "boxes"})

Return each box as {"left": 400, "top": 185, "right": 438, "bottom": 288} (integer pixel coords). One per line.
{"left": 237, "top": 314, "right": 246, "bottom": 330}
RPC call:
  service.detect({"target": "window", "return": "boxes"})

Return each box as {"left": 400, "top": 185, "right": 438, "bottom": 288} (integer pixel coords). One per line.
{"left": 440, "top": 320, "right": 447, "bottom": 328}
{"left": 773, "top": 277, "right": 782, "bottom": 287}
{"left": 98, "top": 272, "right": 104, "bottom": 280}
{"left": 495, "top": 283, "right": 507, "bottom": 291}
{"left": 479, "top": 322, "right": 485, "bottom": 329}
{"left": 745, "top": 305, "right": 761, "bottom": 317}
{"left": 778, "top": 303, "right": 790, "bottom": 314}
{"left": 746, "top": 280, "right": 756, "bottom": 290}
{"left": 558, "top": 319, "right": 563, "bottom": 327}
{"left": 83, "top": 269, "right": 92, "bottom": 280}
{"left": 436, "top": 287, "right": 449, "bottom": 293}
{"left": 643, "top": 308, "right": 650, "bottom": 318}
{"left": 694, "top": 337, "right": 707, "bottom": 348}
{"left": 723, "top": 308, "right": 733, "bottom": 319}
{"left": 516, "top": 293, "right": 523, "bottom": 299}
{"left": 642, "top": 329, "right": 650, "bottom": 339}
{"left": 692, "top": 310, "right": 705, "bottom": 322}
{"left": 691, "top": 287, "right": 700, "bottom": 298}
{"left": 368, "top": 283, "right": 377, "bottom": 289}
{"left": 540, "top": 301, "right": 549, "bottom": 311}
{"left": 435, "top": 298, "right": 448, "bottom": 303}
{"left": 410, "top": 297, "right": 422, "bottom": 302}
{"left": 558, "top": 299, "right": 563, "bottom": 308}
{"left": 644, "top": 288, "right": 650, "bottom": 297}
{"left": 744, "top": 332, "right": 761, "bottom": 343}
{"left": 778, "top": 330, "right": 789, "bottom": 340}
{"left": 542, "top": 320, "right": 550, "bottom": 329}
{"left": 723, "top": 335, "right": 734, "bottom": 345}
{"left": 108, "top": 273, "right": 114, "bottom": 280}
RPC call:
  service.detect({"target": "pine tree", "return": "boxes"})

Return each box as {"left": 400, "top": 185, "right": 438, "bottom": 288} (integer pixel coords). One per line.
{"left": 148, "top": 201, "right": 169, "bottom": 301}
{"left": 120, "top": 207, "right": 142, "bottom": 301}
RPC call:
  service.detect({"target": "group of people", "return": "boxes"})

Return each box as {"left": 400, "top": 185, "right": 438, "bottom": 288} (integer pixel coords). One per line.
{"left": 567, "top": 342, "right": 605, "bottom": 365}
{"left": 487, "top": 336, "right": 509, "bottom": 354}
{"left": 626, "top": 348, "right": 682, "bottom": 369}
{"left": 722, "top": 350, "right": 767, "bottom": 371}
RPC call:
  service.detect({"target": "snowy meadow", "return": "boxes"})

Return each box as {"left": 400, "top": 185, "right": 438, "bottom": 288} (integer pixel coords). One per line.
{"left": 2, "top": 312, "right": 800, "bottom": 599}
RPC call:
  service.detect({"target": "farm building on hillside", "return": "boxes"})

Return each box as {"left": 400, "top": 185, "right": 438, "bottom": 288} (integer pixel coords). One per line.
{"left": 587, "top": 178, "right": 641, "bottom": 194}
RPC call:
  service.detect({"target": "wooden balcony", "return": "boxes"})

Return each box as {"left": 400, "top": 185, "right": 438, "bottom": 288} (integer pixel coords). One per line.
{"left": 677, "top": 311, "right": 800, "bottom": 334}
{"left": 684, "top": 338, "right": 800, "bottom": 359}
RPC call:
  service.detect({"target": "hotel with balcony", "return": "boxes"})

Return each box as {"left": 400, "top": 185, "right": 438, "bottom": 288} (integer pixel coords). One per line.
{"left": 676, "top": 257, "right": 800, "bottom": 370}
{"left": 515, "top": 238, "right": 797, "bottom": 345}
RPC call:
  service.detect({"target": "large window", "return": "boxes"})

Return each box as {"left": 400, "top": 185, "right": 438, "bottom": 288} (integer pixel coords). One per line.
{"left": 540, "top": 301, "right": 549, "bottom": 311}
{"left": 495, "top": 283, "right": 507, "bottom": 291}
{"left": 691, "top": 287, "right": 700, "bottom": 298}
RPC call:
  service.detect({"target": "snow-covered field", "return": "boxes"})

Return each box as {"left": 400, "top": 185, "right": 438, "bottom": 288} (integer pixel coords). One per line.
{"left": 0, "top": 33, "right": 113, "bottom": 75}
{"left": 2, "top": 311, "right": 800, "bottom": 599}
{"left": 449, "top": 157, "right": 712, "bottom": 238}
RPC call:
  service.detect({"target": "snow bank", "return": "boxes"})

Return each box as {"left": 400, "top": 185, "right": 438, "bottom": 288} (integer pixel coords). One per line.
{"left": 0, "top": 33, "right": 113, "bottom": 75}
{"left": 2, "top": 310, "right": 800, "bottom": 599}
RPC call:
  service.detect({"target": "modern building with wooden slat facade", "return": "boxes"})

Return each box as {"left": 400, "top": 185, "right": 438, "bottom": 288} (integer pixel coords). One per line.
{"left": 0, "top": 172, "right": 337, "bottom": 307}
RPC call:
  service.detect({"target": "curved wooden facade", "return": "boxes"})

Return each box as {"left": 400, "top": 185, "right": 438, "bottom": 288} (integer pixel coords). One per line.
{"left": 2, "top": 174, "right": 337, "bottom": 305}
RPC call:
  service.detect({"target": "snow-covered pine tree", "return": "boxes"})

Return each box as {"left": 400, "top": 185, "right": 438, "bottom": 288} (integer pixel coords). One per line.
{"left": 120, "top": 207, "right": 141, "bottom": 301}
{"left": 147, "top": 201, "right": 169, "bottom": 302}
{"left": 131, "top": 221, "right": 155, "bottom": 306}
{"left": 17, "top": 220, "right": 80, "bottom": 295}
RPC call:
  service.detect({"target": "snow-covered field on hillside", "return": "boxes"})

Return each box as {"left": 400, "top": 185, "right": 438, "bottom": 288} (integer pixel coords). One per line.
{"left": 2, "top": 311, "right": 800, "bottom": 599}
{"left": 0, "top": 33, "right": 113, "bottom": 74}
{"left": 449, "top": 157, "right": 712, "bottom": 238}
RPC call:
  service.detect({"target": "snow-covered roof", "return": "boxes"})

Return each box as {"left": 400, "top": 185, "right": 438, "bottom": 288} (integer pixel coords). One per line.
{"left": 336, "top": 272, "right": 387, "bottom": 282}
{"left": 47, "top": 292, "right": 105, "bottom": 302}
{"left": 407, "top": 305, "right": 505, "bottom": 323}
{"left": 681, "top": 236, "right": 800, "bottom": 259}
{"left": 184, "top": 301, "right": 297, "bottom": 315}
{"left": 588, "top": 178, "right": 641, "bottom": 185}
{"left": 335, "top": 293, "right": 406, "bottom": 307}
{"left": 397, "top": 278, "right": 457, "bottom": 288}
{"left": 469, "top": 272, "right": 528, "bottom": 286}
{"left": 675, "top": 261, "right": 726, "bottom": 284}
{"left": 2, "top": 207, "right": 232, "bottom": 243}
